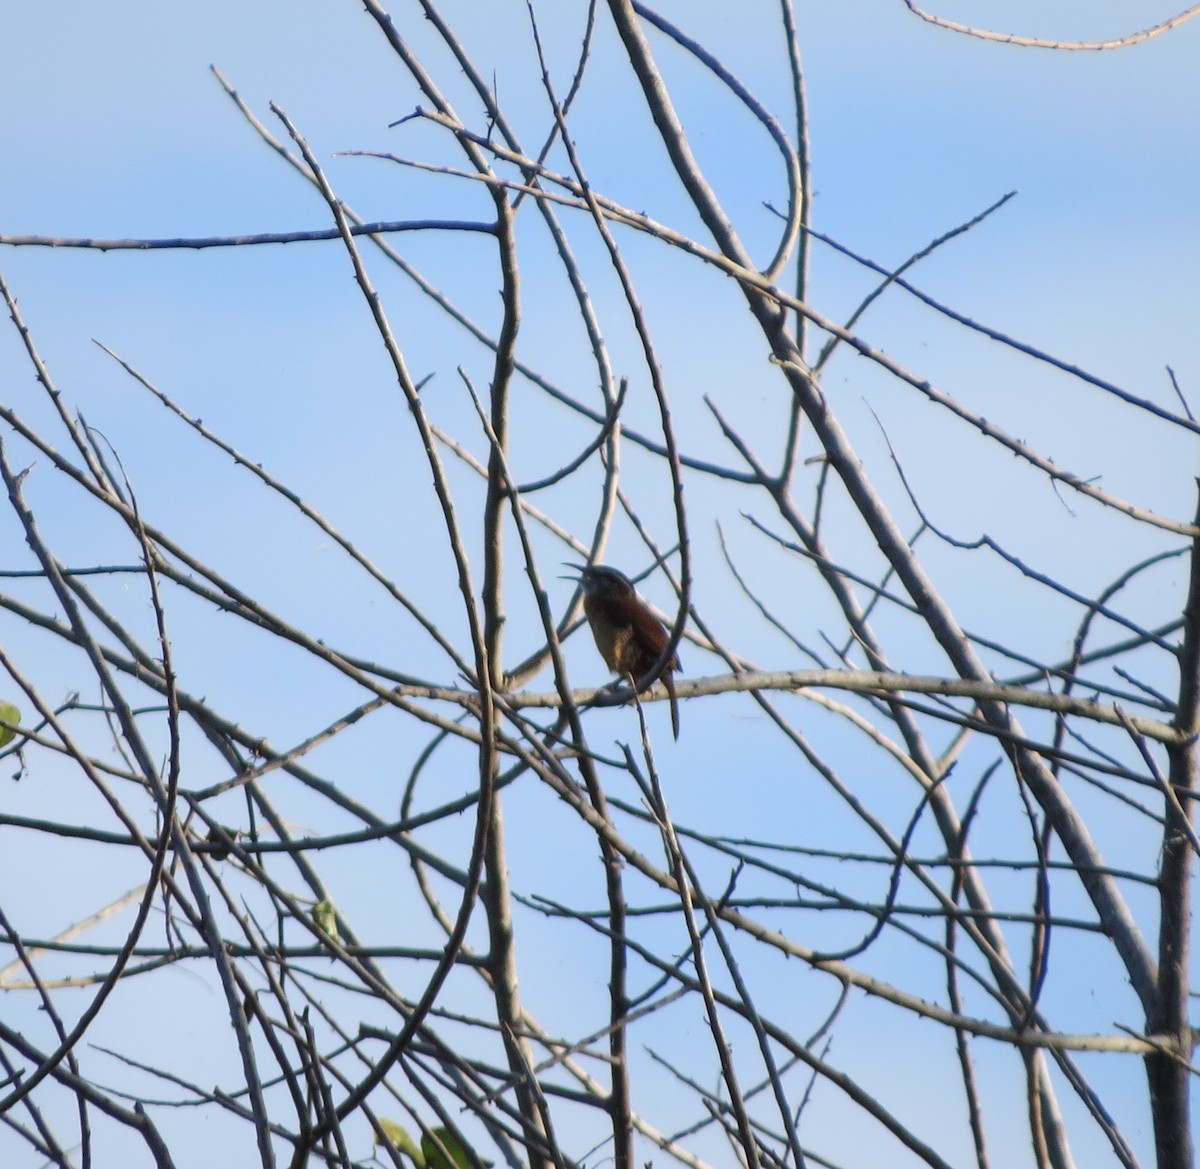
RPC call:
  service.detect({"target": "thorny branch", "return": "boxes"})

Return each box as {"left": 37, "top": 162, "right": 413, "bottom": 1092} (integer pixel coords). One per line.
{"left": 0, "top": 4, "right": 1193, "bottom": 1169}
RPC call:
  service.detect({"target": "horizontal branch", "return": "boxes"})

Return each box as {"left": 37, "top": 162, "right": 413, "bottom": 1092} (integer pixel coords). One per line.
{"left": 0, "top": 219, "right": 495, "bottom": 251}
{"left": 901, "top": 0, "right": 1200, "bottom": 50}
{"left": 507, "top": 669, "right": 1183, "bottom": 744}
{"left": 1, "top": 940, "right": 486, "bottom": 989}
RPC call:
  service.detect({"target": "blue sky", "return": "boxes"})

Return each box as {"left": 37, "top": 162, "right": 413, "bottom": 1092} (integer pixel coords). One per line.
{"left": 1, "top": 2, "right": 1198, "bottom": 1165}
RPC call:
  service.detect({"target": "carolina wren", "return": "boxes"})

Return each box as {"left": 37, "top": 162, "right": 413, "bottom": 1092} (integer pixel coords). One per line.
{"left": 567, "top": 564, "right": 681, "bottom": 739}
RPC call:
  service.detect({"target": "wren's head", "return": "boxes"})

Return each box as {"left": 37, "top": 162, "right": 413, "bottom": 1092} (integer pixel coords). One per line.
{"left": 566, "top": 564, "right": 636, "bottom": 600}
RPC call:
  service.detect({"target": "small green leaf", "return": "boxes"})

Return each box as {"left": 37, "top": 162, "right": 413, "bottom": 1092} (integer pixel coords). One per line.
{"left": 0, "top": 702, "right": 20, "bottom": 749}
{"left": 422, "top": 1127, "right": 470, "bottom": 1169}
{"left": 377, "top": 1119, "right": 423, "bottom": 1166}
{"left": 312, "top": 899, "right": 337, "bottom": 939}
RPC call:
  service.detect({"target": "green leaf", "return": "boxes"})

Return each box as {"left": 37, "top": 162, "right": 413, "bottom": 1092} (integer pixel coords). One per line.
{"left": 421, "top": 1127, "right": 470, "bottom": 1169}
{"left": 311, "top": 899, "right": 337, "bottom": 939}
{"left": 377, "top": 1119, "right": 423, "bottom": 1166}
{"left": 0, "top": 702, "right": 20, "bottom": 749}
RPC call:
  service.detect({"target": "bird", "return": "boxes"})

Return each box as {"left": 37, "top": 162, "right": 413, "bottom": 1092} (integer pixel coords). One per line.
{"left": 565, "top": 563, "right": 681, "bottom": 739}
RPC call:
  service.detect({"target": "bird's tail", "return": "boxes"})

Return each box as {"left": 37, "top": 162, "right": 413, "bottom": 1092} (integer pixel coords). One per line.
{"left": 664, "top": 671, "right": 680, "bottom": 741}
